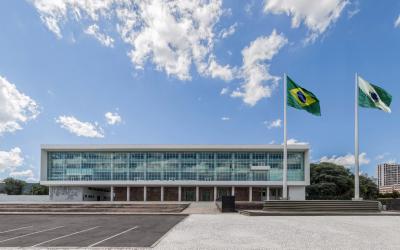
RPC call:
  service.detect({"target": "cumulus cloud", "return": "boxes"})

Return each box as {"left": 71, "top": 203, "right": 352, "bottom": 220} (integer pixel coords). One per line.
{"left": 0, "top": 147, "right": 24, "bottom": 172}
{"left": 0, "top": 76, "right": 39, "bottom": 135}
{"left": 395, "top": 15, "right": 400, "bottom": 28}
{"left": 105, "top": 112, "right": 122, "bottom": 125}
{"left": 84, "top": 24, "right": 114, "bottom": 47}
{"left": 265, "top": 119, "right": 282, "bottom": 129}
{"left": 220, "top": 87, "right": 229, "bottom": 95}
{"left": 219, "top": 22, "right": 237, "bottom": 39}
{"left": 31, "top": 0, "right": 235, "bottom": 82}
{"left": 9, "top": 169, "right": 35, "bottom": 181}
{"left": 264, "top": 0, "right": 348, "bottom": 42}
{"left": 232, "top": 30, "right": 287, "bottom": 106}
{"left": 319, "top": 152, "right": 370, "bottom": 167}
{"left": 204, "top": 56, "right": 236, "bottom": 81}
{"left": 286, "top": 138, "right": 308, "bottom": 145}
{"left": 31, "top": 1, "right": 298, "bottom": 106}
{"left": 221, "top": 116, "right": 230, "bottom": 121}
{"left": 56, "top": 115, "right": 104, "bottom": 138}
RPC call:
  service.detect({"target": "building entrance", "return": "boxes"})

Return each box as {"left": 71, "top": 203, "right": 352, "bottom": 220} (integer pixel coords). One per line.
{"left": 270, "top": 187, "right": 282, "bottom": 200}
{"left": 199, "top": 187, "right": 214, "bottom": 201}
{"left": 182, "top": 187, "right": 196, "bottom": 201}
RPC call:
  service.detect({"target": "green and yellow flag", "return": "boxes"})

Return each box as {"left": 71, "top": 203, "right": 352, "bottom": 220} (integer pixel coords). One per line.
{"left": 287, "top": 76, "right": 321, "bottom": 116}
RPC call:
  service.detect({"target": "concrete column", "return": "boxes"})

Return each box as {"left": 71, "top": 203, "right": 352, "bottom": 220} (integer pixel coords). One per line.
{"left": 110, "top": 186, "right": 114, "bottom": 201}
{"left": 196, "top": 186, "right": 199, "bottom": 202}
{"left": 266, "top": 186, "right": 270, "bottom": 201}
{"left": 161, "top": 186, "right": 164, "bottom": 202}
{"left": 249, "top": 187, "right": 253, "bottom": 202}
{"left": 178, "top": 186, "right": 182, "bottom": 202}
{"left": 232, "top": 186, "right": 235, "bottom": 196}
{"left": 144, "top": 186, "right": 147, "bottom": 201}
{"left": 213, "top": 186, "right": 217, "bottom": 201}
{"left": 127, "top": 186, "right": 130, "bottom": 201}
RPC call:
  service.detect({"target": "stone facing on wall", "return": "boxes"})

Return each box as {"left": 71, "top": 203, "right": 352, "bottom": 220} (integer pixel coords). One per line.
{"left": 49, "top": 186, "right": 83, "bottom": 201}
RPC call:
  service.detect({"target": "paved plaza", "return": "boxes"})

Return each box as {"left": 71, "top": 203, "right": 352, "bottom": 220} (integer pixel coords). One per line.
{"left": 0, "top": 213, "right": 399, "bottom": 249}
{"left": 156, "top": 214, "right": 400, "bottom": 249}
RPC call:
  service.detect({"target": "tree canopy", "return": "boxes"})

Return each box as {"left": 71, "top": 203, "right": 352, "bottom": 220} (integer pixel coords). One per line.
{"left": 306, "top": 162, "right": 378, "bottom": 200}
{"left": 3, "top": 177, "right": 26, "bottom": 195}
{"left": 30, "top": 184, "right": 49, "bottom": 195}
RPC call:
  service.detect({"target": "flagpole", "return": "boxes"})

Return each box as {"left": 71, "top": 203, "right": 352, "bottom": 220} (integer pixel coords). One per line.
{"left": 354, "top": 72, "right": 360, "bottom": 200}
{"left": 283, "top": 73, "right": 288, "bottom": 200}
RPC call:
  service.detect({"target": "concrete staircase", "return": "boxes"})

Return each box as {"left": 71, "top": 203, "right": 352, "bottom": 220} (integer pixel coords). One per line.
{"left": 263, "top": 200, "right": 380, "bottom": 212}
{"left": 239, "top": 200, "right": 381, "bottom": 216}
{"left": 0, "top": 202, "right": 190, "bottom": 213}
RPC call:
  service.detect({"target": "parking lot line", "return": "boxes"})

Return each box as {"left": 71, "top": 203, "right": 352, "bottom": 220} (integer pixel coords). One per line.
{"left": 0, "top": 226, "right": 33, "bottom": 234}
{"left": 31, "top": 226, "right": 100, "bottom": 247}
{"left": 0, "top": 226, "right": 64, "bottom": 243}
{"left": 88, "top": 226, "right": 139, "bottom": 247}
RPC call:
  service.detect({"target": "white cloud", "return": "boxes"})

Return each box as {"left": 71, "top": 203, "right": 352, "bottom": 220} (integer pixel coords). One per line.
{"left": 244, "top": 1, "right": 255, "bottom": 15}
{"left": 219, "top": 22, "right": 238, "bottom": 39}
{"left": 84, "top": 24, "right": 114, "bottom": 47}
{"left": 287, "top": 138, "right": 308, "bottom": 145}
{"left": 231, "top": 30, "right": 287, "bottom": 106}
{"left": 205, "top": 56, "right": 235, "bottom": 81}
{"left": 56, "top": 115, "right": 104, "bottom": 138}
{"left": 347, "top": 1, "right": 360, "bottom": 19}
{"left": 395, "top": 15, "right": 400, "bottom": 28}
{"left": 32, "top": 1, "right": 298, "bottom": 105}
{"left": 9, "top": 169, "right": 35, "bottom": 181}
{"left": 220, "top": 87, "right": 229, "bottom": 95}
{"left": 0, "top": 76, "right": 40, "bottom": 135}
{"left": 221, "top": 116, "right": 230, "bottom": 121}
{"left": 375, "top": 153, "right": 389, "bottom": 161}
{"left": 31, "top": 0, "right": 232, "bottom": 81}
{"left": 319, "top": 152, "right": 370, "bottom": 167}
{"left": 105, "top": 112, "right": 122, "bottom": 125}
{"left": 265, "top": 118, "right": 282, "bottom": 129}
{"left": 264, "top": 0, "right": 348, "bottom": 42}
{"left": 0, "top": 147, "right": 24, "bottom": 173}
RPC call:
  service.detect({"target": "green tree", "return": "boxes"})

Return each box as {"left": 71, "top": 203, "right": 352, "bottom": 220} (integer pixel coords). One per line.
{"left": 359, "top": 175, "right": 378, "bottom": 200}
{"left": 3, "top": 178, "right": 26, "bottom": 195}
{"left": 306, "top": 162, "right": 378, "bottom": 200}
{"left": 30, "top": 184, "right": 49, "bottom": 195}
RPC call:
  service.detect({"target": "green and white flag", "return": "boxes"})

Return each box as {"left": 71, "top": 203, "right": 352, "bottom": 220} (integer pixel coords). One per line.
{"left": 358, "top": 76, "right": 392, "bottom": 113}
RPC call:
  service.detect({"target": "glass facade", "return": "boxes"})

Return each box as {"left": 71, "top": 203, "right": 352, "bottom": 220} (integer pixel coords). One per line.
{"left": 47, "top": 151, "right": 305, "bottom": 182}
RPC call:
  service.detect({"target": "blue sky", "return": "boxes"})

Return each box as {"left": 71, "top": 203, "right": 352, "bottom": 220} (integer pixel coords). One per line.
{"left": 0, "top": 0, "right": 400, "bottom": 181}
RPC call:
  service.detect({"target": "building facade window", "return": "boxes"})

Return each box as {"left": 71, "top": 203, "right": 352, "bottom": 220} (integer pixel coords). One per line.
{"left": 47, "top": 151, "right": 305, "bottom": 182}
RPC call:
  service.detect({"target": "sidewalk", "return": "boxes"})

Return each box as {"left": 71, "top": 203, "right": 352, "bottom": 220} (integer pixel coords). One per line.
{"left": 155, "top": 214, "right": 400, "bottom": 249}
{"left": 181, "top": 202, "right": 220, "bottom": 214}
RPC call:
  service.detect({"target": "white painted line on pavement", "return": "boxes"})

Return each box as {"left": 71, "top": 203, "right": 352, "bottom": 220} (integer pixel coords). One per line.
{"left": 31, "top": 226, "right": 99, "bottom": 247}
{"left": 88, "top": 226, "right": 138, "bottom": 247}
{"left": 0, "top": 226, "right": 33, "bottom": 234}
{"left": 0, "top": 226, "right": 64, "bottom": 243}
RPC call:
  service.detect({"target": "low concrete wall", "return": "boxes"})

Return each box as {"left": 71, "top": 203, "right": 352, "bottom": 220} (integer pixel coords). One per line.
{"left": 0, "top": 195, "right": 49, "bottom": 202}
{"left": 289, "top": 186, "right": 306, "bottom": 200}
{"left": 49, "top": 186, "right": 83, "bottom": 201}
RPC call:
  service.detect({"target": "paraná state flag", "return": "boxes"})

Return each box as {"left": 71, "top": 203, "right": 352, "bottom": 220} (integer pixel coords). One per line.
{"left": 358, "top": 76, "right": 392, "bottom": 113}
{"left": 287, "top": 76, "right": 321, "bottom": 116}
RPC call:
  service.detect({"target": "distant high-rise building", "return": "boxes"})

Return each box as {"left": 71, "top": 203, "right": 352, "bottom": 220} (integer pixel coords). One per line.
{"left": 376, "top": 163, "right": 400, "bottom": 194}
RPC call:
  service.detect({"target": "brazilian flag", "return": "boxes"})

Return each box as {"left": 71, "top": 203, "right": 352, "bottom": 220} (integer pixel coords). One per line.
{"left": 287, "top": 76, "right": 321, "bottom": 116}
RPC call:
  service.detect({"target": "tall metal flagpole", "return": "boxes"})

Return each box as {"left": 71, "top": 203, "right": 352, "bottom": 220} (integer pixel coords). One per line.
{"left": 354, "top": 72, "right": 360, "bottom": 200}
{"left": 283, "top": 73, "right": 288, "bottom": 200}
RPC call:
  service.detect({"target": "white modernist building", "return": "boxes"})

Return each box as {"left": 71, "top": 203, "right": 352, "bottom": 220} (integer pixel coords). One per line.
{"left": 40, "top": 144, "right": 310, "bottom": 202}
